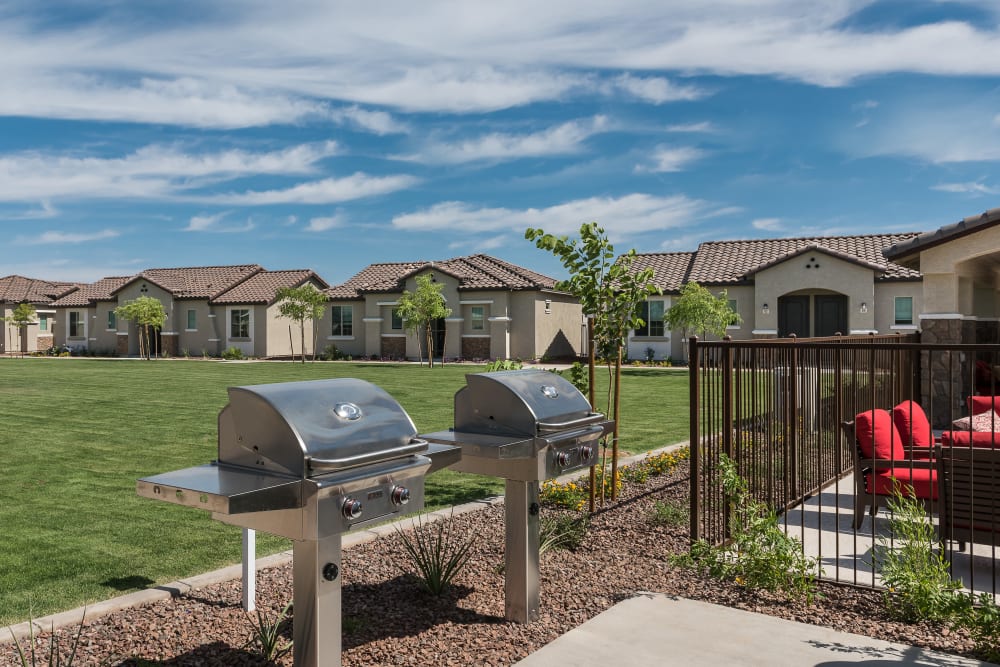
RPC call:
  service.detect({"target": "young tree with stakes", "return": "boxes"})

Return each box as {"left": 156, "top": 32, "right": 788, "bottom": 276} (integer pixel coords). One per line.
{"left": 526, "top": 222, "right": 660, "bottom": 504}
{"left": 396, "top": 273, "right": 452, "bottom": 368}
{"left": 3, "top": 303, "right": 37, "bottom": 357}
{"left": 276, "top": 284, "right": 328, "bottom": 363}
{"left": 665, "top": 281, "right": 741, "bottom": 359}
{"left": 114, "top": 296, "right": 167, "bottom": 360}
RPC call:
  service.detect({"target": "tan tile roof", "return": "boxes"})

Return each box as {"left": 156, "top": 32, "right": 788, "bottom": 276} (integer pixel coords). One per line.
{"left": 628, "top": 252, "right": 695, "bottom": 293}
{"left": 327, "top": 254, "right": 558, "bottom": 299}
{"left": 884, "top": 207, "right": 1000, "bottom": 264}
{"left": 685, "top": 233, "right": 922, "bottom": 285}
{"left": 0, "top": 275, "right": 77, "bottom": 305}
{"left": 50, "top": 276, "right": 134, "bottom": 307}
{"left": 115, "top": 265, "right": 264, "bottom": 299}
{"left": 212, "top": 270, "right": 328, "bottom": 304}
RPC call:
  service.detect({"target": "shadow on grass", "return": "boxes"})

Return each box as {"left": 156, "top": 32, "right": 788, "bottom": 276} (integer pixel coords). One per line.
{"left": 102, "top": 575, "right": 156, "bottom": 591}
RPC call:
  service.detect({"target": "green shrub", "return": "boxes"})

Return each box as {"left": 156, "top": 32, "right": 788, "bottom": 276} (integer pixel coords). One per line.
{"left": 539, "top": 513, "right": 589, "bottom": 555}
{"left": 244, "top": 600, "right": 293, "bottom": 662}
{"left": 673, "top": 454, "right": 818, "bottom": 600}
{"left": 962, "top": 593, "right": 1000, "bottom": 662}
{"left": 397, "top": 512, "right": 476, "bottom": 595}
{"left": 221, "top": 346, "right": 244, "bottom": 360}
{"left": 875, "top": 487, "right": 968, "bottom": 623}
{"left": 484, "top": 359, "right": 522, "bottom": 372}
{"left": 567, "top": 361, "right": 589, "bottom": 395}
{"left": 649, "top": 499, "right": 688, "bottom": 527}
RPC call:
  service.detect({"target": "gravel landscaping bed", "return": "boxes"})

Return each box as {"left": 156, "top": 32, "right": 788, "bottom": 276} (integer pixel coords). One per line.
{"left": 1, "top": 466, "right": 986, "bottom": 666}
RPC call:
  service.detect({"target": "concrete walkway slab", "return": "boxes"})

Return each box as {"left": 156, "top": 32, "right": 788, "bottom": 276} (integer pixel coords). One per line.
{"left": 514, "top": 593, "right": 997, "bottom": 667}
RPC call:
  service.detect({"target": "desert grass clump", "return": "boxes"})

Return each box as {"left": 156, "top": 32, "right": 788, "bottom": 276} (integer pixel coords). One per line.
{"left": 397, "top": 512, "right": 476, "bottom": 595}
{"left": 244, "top": 600, "right": 293, "bottom": 662}
{"left": 9, "top": 611, "right": 84, "bottom": 667}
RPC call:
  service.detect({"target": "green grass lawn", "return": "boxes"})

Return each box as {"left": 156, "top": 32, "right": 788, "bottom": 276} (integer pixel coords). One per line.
{"left": 0, "top": 358, "right": 689, "bottom": 625}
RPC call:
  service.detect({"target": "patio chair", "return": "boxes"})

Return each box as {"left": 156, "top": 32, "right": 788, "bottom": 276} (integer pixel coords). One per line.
{"left": 844, "top": 409, "right": 938, "bottom": 530}
{"left": 891, "top": 400, "right": 936, "bottom": 457}
{"left": 937, "top": 444, "right": 1000, "bottom": 551}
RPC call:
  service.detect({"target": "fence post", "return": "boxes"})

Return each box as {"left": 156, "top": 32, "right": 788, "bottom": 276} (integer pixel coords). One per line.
{"left": 689, "top": 336, "right": 700, "bottom": 544}
{"left": 788, "top": 334, "right": 798, "bottom": 502}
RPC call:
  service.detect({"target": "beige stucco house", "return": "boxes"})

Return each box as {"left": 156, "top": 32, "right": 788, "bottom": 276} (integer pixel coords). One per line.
{"left": 625, "top": 233, "right": 924, "bottom": 362}
{"left": 324, "top": 254, "right": 584, "bottom": 361}
{"left": 0, "top": 275, "right": 76, "bottom": 354}
{"left": 50, "top": 265, "right": 328, "bottom": 357}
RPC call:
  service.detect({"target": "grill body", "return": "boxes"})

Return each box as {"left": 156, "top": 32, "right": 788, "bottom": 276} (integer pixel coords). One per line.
{"left": 422, "top": 369, "right": 613, "bottom": 622}
{"left": 137, "top": 378, "right": 459, "bottom": 667}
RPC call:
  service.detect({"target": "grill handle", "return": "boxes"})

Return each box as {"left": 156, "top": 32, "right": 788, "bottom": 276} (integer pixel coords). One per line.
{"left": 306, "top": 438, "right": 428, "bottom": 472}
{"left": 536, "top": 413, "right": 605, "bottom": 433}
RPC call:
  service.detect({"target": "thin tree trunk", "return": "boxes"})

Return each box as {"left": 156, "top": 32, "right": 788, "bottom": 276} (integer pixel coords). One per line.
{"left": 288, "top": 325, "right": 295, "bottom": 362}
{"left": 587, "top": 317, "right": 596, "bottom": 513}
{"left": 299, "top": 322, "right": 305, "bottom": 364}
{"left": 611, "top": 346, "right": 623, "bottom": 501}
{"left": 311, "top": 318, "right": 320, "bottom": 362}
{"left": 427, "top": 323, "right": 434, "bottom": 368}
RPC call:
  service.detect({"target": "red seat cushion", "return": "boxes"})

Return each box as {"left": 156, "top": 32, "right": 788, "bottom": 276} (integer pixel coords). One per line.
{"left": 940, "top": 430, "right": 1000, "bottom": 448}
{"left": 968, "top": 395, "right": 1000, "bottom": 415}
{"left": 868, "top": 467, "right": 938, "bottom": 500}
{"left": 855, "top": 409, "right": 906, "bottom": 461}
{"left": 892, "top": 401, "right": 933, "bottom": 449}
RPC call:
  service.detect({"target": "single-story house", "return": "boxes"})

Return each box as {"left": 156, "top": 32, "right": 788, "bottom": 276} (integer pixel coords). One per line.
{"left": 0, "top": 275, "right": 77, "bottom": 354}
{"left": 625, "top": 233, "right": 924, "bottom": 362}
{"left": 50, "top": 265, "right": 328, "bottom": 357}
{"left": 324, "top": 254, "right": 584, "bottom": 361}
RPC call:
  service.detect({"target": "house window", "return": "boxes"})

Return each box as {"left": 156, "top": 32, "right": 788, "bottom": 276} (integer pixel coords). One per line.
{"left": 38, "top": 315, "right": 48, "bottom": 332}
{"left": 230, "top": 309, "right": 250, "bottom": 338}
{"left": 391, "top": 307, "right": 403, "bottom": 330}
{"left": 727, "top": 299, "right": 740, "bottom": 327}
{"left": 187, "top": 309, "right": 197, "bottom": 330}
{"left": 895, "top": 297, "right": 913, "bottom": 325}
{"left": 107, "top": 311, "right": 116, "bottom": 330}
{"left": 635, "top": 301, "right": 665, "bottom": 337}
{"left": 471, "top": 306, "right": 485, "bottom": 331}
{"left": 69, "top": 311, "right": 85, "bottom": 338}
{"left": 332, "top": 305, "right": 353, "bottom": 336}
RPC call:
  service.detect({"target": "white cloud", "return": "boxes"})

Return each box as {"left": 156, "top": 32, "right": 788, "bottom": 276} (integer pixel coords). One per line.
{"left": 0, "top": 200, "right": 59, "bottom": 220}
{"left": 400, "top": 116, "right": 609, "bottom": 164}
{"left": 666, "top": 122, "right": 716, "bottom": 133}
{"left": 0, "top": 141, "right": 338, "bottom": 202}
{"left": 212, "top": 173, "right": 419, "bottom": 205}
{"left": 636, "top": 146, "right": 706, "bottom": 173}
{"left": 306, "top": 215, "right": 345, "bottom": 232}
{"left": 752, "top": 217, "right": 783, "bottom": 231}
{"left": 15, "top": 228, "right": 120, "bottom": 245}
{"left": 329, "top": 106, "right": 409, "bottom": 135}
{"left": 613, "top": 74, "right": 707, "bottom": 104}
{"left": 393, "top": 193, "right": 709, "bottom": 241}
{"left": 847, "top": 104, "right": 1000, "bottom": 163}
{"left": 184, "top": 213, "right": 254, "bottom": 233}
{"left": 931, "top": 181, "right": 1000, "bottom": 195}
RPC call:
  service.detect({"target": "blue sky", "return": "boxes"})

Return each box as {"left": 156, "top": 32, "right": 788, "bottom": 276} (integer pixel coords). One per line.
{"left": 3, "top": 1, "right": 1000, "bottom": 285}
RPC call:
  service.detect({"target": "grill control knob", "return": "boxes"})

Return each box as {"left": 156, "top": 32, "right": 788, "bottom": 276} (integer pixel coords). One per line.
{"left": 342, "top": 498, "right": 363, "bottom": 520}
{"left": 556, "top": 450, "right": 572, "bottom": 467}
{"left": 391, "top": 486, "right": 411, "bottom": 506}
{"left": 580, "top": 445, "right": 594, "bottom": 461}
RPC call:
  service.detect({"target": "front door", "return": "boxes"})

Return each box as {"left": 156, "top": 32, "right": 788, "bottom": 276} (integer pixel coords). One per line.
{"left": 814, "top": 294, "right": 847, "bottom": 337}
{"left": 778, "top": 295, "right": 810, "bottom": 337}
{"left": 431, "top": 317, "right": 447, "bottom": 358}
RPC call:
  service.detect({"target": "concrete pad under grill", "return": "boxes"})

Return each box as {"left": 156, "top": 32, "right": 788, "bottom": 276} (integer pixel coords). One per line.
{"left": 514, "top": 593, "right": 996, "bottom": 667}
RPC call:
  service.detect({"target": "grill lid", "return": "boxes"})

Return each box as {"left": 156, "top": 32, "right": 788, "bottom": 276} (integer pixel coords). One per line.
{"left": 219, "top": 378, "right": 425, "bottom": 477}
{"left": 454, "top": 369, "right": 601, "bottom": 437}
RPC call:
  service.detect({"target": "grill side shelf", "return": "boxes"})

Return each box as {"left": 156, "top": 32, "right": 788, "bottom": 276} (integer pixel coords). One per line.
{"left": 137, "top": 464, "right": 303, "bottom": 515}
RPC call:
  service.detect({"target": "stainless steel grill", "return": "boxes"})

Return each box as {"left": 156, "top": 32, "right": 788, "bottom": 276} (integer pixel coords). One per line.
{"left": 421, "top": 369, "right": 613, "bottom": 622}
{"left": 136, "top": 378, "right": 459, "bottom": 667}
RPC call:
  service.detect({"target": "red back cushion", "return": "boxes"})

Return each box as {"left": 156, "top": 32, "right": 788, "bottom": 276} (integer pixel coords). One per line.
{"left": 969, "top": 395, "right": 1000, "bottom": 415}
{"left": 892, "top": 400, "right": 933, "bottom": 449}
{"left": 855, "top": 409, "right": 905, "bottom": 460}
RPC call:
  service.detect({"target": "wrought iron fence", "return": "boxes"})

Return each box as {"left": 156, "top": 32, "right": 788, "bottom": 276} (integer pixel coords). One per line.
{"left": 690, "top": 333, "right": 1000, "bottom": 597}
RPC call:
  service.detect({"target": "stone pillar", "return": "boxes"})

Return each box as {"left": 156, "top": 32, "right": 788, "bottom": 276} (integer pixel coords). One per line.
{"left": 919, "top": 317, "right": 966, "bottom": 427}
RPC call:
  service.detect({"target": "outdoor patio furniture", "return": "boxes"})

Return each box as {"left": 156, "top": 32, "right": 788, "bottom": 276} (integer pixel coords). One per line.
{"left": 891, "top": 400, "right": 936, "bottom": 457}
{"left": 844, "top": 409, "right": 938, "bottom": 530}
{"left": 937, "top": 444, "right": 1000, "bottom": 551}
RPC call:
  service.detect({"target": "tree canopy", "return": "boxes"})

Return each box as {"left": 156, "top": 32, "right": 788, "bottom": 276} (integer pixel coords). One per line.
{"left": 664, "top": 281, "right": 741, "bottom": 340}
{"left": 276, "top": 283, "right": 327, "bottom": 363}
{"left": 396, "top": 273, "right": 452, "bottom": 367}
{"left": 115, "top": 296, "right": 167, "bottom": 359}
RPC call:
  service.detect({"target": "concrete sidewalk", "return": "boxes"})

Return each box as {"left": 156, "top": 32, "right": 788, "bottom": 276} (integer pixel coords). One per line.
{"left": 515, "top": 593, "right": 996, "bottom": 667}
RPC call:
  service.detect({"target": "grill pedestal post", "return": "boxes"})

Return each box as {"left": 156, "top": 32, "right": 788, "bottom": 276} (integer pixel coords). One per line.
{"left": 504, "top": 479, "right": 540, "bottom": 623}
{"left": 293, "top": 535, "right": 342, "bottom": 667}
